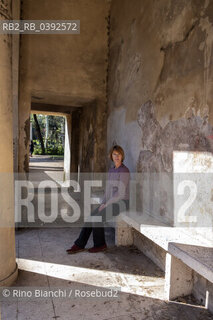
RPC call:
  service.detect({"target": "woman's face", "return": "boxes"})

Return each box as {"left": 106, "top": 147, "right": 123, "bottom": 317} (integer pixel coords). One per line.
{"left": 112, "top": 151, "right": 122, "bottom": 167}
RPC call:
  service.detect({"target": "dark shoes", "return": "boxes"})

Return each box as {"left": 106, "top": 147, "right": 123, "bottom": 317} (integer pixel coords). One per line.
{"left": 66, "top": 244, "right": 85, "bottom": 254}
{"left": 88, "top": 244, "right": 107, "bottom": 253}
{"left": 66, "top": 244, "right": 108, "bottom": 254}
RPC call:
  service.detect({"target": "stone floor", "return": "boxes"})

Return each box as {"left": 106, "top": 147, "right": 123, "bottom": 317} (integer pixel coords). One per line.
{"left": 2, "top": 156, "right": 212, "bottom": 319}
{"left": 28, "top": 155, "right": 65, "bottom": 188}
{"left": 1, "top": 227, "right": 213, "bottom": 320}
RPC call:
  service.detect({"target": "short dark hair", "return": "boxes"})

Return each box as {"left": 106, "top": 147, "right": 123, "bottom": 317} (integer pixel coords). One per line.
{"left": 109, "top": 145, "right": 125, "bottom": 162}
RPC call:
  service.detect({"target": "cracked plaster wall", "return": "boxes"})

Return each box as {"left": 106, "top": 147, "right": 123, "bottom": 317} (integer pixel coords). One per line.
{"left": 108, "top": 0, "right": 213, "bottom": 222}
{"left": 108, "top": 0, "right": 213, "bottom": 165}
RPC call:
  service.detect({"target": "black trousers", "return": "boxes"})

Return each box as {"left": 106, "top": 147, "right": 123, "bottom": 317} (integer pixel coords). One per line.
{"left": 74, "top": 199, "right": 129, "bottom": 248}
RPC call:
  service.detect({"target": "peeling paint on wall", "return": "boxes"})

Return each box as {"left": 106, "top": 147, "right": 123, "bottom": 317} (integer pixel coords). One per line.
{"left": 137, "top": 100, "right": 213, "bottom": 173}
{"left": 199, "top": 17, "right": 213, "bottom": 112}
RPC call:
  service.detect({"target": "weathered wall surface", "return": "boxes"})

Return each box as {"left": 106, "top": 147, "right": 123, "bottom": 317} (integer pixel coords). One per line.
{"left": 19, "top": 0, "right": 110, "bottom": 172}
{"left": 79, "top": 103, "right": 97, "bottom": 172}
{"left": 108, "top": 0, "right": 213, "bottom": 303}
{"left": 108, "top": 0, "right": 213, "bottom": 228}
{"left": 108, "top": 0, "right": 213, "bottom": 172}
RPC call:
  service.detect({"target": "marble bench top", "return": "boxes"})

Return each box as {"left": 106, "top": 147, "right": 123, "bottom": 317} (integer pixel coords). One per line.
{"left": 119, "top": 211, "right": 213, "bottom": 251}
{"left": 119, "top": 211, "right": 213, "bottom": 284}
{"left": 168, "top": 243, "right": 213, "bottom": 283}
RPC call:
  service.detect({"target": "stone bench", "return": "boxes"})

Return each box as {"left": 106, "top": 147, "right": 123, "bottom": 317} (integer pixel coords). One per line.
{"left": 116, "top": 211, "right": 213, "bottom": 312}
{"left": 166, "top": 243, "right": 213, "bottom": 310}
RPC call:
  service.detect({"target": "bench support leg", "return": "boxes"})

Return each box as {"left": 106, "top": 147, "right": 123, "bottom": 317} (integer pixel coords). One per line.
{"left": 205, "top": 281, "right": 213, "bottom": 313}
{"left": 115, "top": 218, "right": 133, "bottom": 246}
{"left": 165, "top": 253, "right": 193, "bottom": 300}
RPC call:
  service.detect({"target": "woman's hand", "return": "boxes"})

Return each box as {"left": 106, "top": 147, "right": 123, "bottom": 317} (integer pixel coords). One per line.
{"left": 98, "top": 204, "right": 106, "bottom": 212}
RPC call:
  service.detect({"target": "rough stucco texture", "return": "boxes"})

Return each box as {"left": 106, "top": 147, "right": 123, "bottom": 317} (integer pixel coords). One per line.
{"left": 108, "top": 0, "right": 213, "bottom": 172}
{"left": 137, "top": 100, "right": 213, "bottom": 173}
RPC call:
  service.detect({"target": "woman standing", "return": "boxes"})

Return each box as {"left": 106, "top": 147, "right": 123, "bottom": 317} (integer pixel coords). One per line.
{"left": 66, "top": 145, "right": 130, "bottom": 254}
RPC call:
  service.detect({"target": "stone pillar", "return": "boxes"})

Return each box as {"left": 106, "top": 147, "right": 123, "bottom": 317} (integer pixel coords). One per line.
{"left": 12, "top": 0, "right": 20, "bottom": 173}
{"left": 115, "top": 217, "right": 133, "bottom": 246}
{"left": 71, "top": 110, "right": 81, "bottom": 173}
{"left": 64, "top": 114, "right": 71, "bottom": 182}
{"left": 165, "top": 253, "right": 193, "bottom": 300}
{"left": 0, "top": 0, "right": 18, "bottom": 286}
